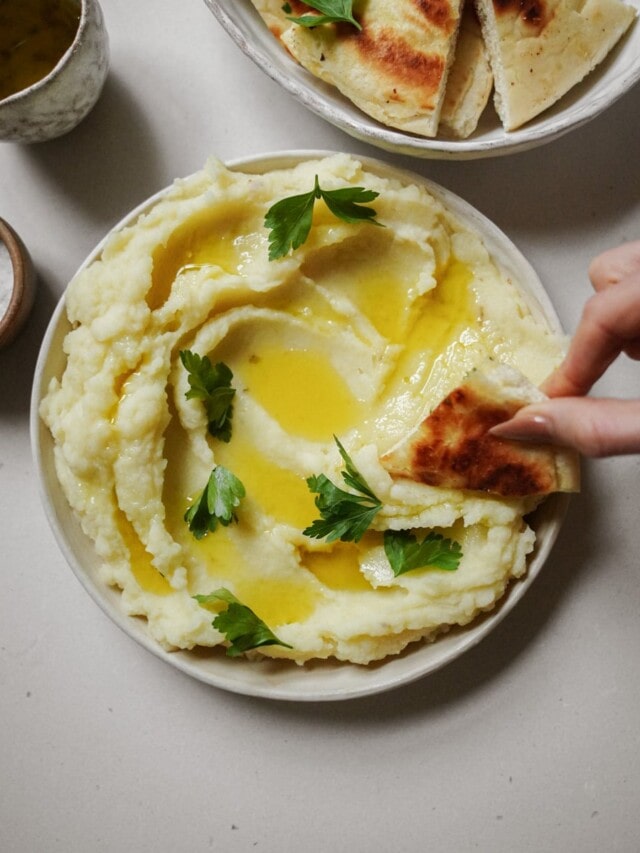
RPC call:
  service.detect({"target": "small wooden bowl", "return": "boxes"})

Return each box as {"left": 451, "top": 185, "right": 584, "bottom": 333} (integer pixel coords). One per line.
{"left": 0, "top": 218, "right": 36, "bottom": 349}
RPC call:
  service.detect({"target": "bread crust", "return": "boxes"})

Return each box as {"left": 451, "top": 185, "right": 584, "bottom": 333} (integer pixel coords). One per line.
{"left": 439, "top": 5, "right": 494, "bottom": 138}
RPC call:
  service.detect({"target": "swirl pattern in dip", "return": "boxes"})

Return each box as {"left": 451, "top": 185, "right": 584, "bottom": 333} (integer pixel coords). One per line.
{"left": 40, "top": 155, "right": 566, "bottom": 664}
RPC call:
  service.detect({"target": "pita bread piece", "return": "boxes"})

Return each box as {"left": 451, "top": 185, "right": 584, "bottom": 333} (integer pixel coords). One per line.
{"left": 381, "top": 364, "right": 580, "bottom": 497}
{"left": 439, "top": 4, "right": 494, "bottom": 139}
{"left": 250, "top": 0, "right": 291, "bottom": 37}
{"left": 276, "top": 0, "right": 465, "bottom": 138}
{"left": 474, "top": 0, "right": 636, "bottom": 130}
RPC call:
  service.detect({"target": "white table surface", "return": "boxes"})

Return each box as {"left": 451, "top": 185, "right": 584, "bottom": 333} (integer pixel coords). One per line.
{"left": 2, "top": 2, "right": 640, "bottom": 851}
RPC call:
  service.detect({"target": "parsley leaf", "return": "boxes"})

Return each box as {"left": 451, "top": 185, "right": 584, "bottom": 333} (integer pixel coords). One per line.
{"left": 264, "top": 174, "right": 380, "bottom": 261}
{"left": 303, "top": 436, "right": 382, "bottom": 543}
{"left": 184, "top": 466, "right": 245, "bottom": 540}
{"left": 179, "top": 350, "right": 235, "bottom": 442}
{"left": 193, "top": 587, "right": 293, "bottom": 656}
{"left": 283, "top": 0, "right": 362, "bottom": 30}
{"left": 383, "top": 530, "right": 463, "bottom": 576}
{"left": 264, "top": 183, "right": 316, "bottom": 261}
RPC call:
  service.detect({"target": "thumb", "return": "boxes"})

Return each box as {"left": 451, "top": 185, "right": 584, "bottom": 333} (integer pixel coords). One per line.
{"left": 489, "top": 397, "right": 640, "bottom": 457}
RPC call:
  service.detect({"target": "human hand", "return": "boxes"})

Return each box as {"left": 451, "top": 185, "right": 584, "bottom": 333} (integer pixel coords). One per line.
{"left": 490, "top": 240, "right": 640, "bottom": 457}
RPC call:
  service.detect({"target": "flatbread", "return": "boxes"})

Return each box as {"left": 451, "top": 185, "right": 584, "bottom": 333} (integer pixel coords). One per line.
{"left": 474, "top": 0, "right": 636, "bottom": 130}
{"left": 439, "top": 5, "right": 493, "bottom": 139}
{"left": 250, "top": 0, "right": 290, "bottom": 37}
{"left": 381, "top": 363, "right": 580, "bottom": 497}
{"left": 259, "top": 0, "right": 465, "bottom": 138}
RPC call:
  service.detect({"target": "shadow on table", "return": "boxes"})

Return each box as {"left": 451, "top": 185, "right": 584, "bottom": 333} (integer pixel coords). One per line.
{"left": 399, "top": 81, "right": 640, "bottom": 237}
{"left": 0, "top": 266, "right": 58, "bottom": 421}
{"left": 19, "top": 71, "right": 164, "bottom": 230}
{"left": 0, "top": 72, "right": 165, "bottom": 421}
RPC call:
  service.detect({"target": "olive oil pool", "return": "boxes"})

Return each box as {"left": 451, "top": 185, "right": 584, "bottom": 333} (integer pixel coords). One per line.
{"left": 0, "top": 0, "right": 81, "bottom": 101}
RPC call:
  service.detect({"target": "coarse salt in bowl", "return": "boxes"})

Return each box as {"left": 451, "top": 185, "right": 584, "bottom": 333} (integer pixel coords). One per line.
{"left": 0, "top": 218, "right": 36, "bottom": 349}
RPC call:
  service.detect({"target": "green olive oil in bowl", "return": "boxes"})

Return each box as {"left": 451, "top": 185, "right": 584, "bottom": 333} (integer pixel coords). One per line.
{"left": 0, "top": 0, "right": 81, "bottom": 101}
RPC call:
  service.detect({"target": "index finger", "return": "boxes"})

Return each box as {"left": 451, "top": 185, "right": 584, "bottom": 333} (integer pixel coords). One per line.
{"left": 543, "top": 276, "right": 640, "bottom": 397}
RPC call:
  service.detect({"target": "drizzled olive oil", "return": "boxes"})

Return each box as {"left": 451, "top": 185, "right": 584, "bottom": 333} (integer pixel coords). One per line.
{"left": 0, "top": 0, "right": 81, "bottom": 101}
{"left": 238, "top": 345, "right": 365, "bottom": 442}
{"left": 115, "top": 510, "right": 173, "bottom": 597}
{"left": 147, "top": 207, "right": 246, "bottom": 310}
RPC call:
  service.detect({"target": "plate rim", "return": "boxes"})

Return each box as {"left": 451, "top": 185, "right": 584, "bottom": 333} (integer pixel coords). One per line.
{"left": 31, "top": 149, "right": 571, "bottom": 701}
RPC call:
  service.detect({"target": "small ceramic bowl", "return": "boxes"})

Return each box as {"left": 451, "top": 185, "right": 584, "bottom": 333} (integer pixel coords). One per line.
{"left": 0, "top": 218, "right": 36, "bottom": 348}
{"left": 0, "top": 0, "right": 109, "bottom": 144}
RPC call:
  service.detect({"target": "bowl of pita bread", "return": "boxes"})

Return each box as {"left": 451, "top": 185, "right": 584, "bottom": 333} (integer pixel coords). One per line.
{"left": 205, "top": 0, "right": 639, "bottom": 158}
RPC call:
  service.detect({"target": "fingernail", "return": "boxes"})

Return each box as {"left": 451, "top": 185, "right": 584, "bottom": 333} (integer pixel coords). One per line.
{"left": 489, "top": 414, "right": 553, "bottom": 443}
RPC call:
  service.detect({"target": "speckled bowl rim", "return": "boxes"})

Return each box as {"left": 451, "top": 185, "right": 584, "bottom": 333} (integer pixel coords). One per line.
{"left": 0, "top": 0, "right": 87, "bottom": 107}
{"left": 31, "top": 150, "right": 571, "bottom": 701}
{"left": 203, "top": 0, "right": 640, "bottom": 160}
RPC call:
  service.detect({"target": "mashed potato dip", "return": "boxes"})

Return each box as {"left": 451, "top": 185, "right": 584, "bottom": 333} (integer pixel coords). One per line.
{"left": 40, "top": 154, "right": 565, "bottom": 665}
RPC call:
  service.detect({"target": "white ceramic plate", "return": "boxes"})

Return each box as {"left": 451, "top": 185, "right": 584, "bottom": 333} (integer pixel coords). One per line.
{"left": 31, "top": 151, "right": 569, "bottom": 701}
{"left": 204, "top": 0, "right": 640, "bottom": 160}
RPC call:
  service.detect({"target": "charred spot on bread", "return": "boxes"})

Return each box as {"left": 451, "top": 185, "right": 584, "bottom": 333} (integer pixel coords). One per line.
{"left": 403, "top": 386, "right": 555, "bottom": 496}
{"left": 411, "top": 0, "right": 459, "bottom": 33}
{"left": 355, "top": 27, "right": 446, "bottom": 97}
{"left": 381, "top": 366, "right": 580, "bottom": 498}
{"left": 492, "top": 0, "right": 550, "bottom": 30}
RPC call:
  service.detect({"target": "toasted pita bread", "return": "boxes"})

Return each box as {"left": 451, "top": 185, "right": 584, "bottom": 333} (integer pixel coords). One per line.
{"left": 474, "top": 0, "right": 636, "bottom": 130}
{"left": 265, "top": 0, "right": 465, "bottom": 138}
{"left": 439, "top": 5, "right": 493, "bottom": 139}
{"left": 250, "top": 0, "right": 290, "bottom": 38}
{"left": 381, "top": 364, "right": 580, "bottom": 497}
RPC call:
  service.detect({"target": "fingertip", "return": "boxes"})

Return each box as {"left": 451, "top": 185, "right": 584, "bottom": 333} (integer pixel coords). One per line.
{"left": 493, "top": 398, "right": 640, "bottom": 457}
{"left": 539, "top": 371, "right": 568, "bottom": 398}
{"left": 589, "top": 240, "right": 640, "bottom": 292}
{"left": 540, "top": 365, "right": 590, "bottom": 398}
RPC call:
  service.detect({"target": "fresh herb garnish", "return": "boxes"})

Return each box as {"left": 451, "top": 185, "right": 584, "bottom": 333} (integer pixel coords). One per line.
{"left": 264, "top": 174, "right": 380, "bottom": 261}
{"left": 383, "top": 530, "right": 462, "bottom": 576}
{"left": 194, "top": 587, "right": 293, "bottom": 656}
{"left": 304, "top": 436, "right": 382, "bottom": 543}
{"left": 283, "top": 0, "right": 361, "bottom": 30}
{"left": 180, "top": 350, "right": 235, "bottom": 442}
{"left": 184, "top": 466, "right": 246, "bottom": 540}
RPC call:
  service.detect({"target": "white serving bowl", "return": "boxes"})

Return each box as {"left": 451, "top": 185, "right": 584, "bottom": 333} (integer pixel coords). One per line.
{"left": 31, "top": 151, "right": 569, "bottom": 701}
{"left": 203, "top": 0, "right": 640, "bottom": 160}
